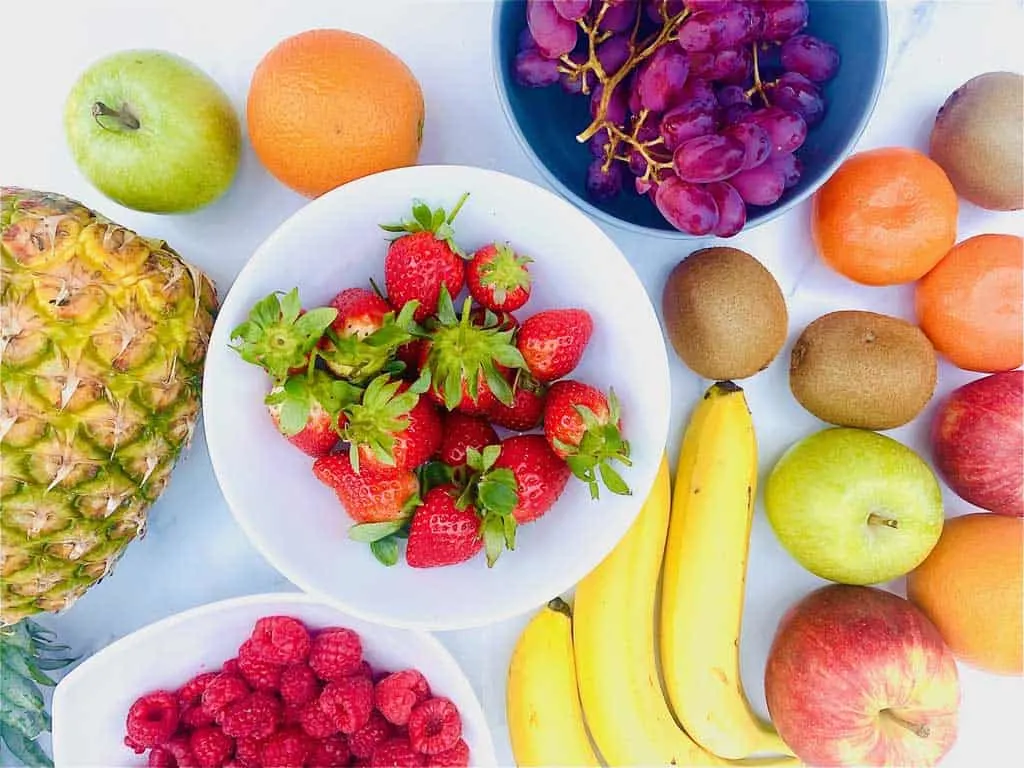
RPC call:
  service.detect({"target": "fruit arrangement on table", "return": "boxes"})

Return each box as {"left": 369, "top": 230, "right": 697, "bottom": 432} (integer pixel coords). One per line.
{"left": 1, "top": 0, "right": 1022, "bottom": 767}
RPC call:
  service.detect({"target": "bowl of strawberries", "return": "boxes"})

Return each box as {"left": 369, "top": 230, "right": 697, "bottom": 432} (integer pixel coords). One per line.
{"left": 203, "top": 164, "right": 671, "bottom": 629}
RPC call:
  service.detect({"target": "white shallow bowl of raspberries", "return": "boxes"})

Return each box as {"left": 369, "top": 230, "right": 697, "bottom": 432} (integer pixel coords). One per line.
{"left": 50, "top": 592, "right": 497, "bottom": 767}
{"left": 203, "top": 164, "right": 671, "bottom": 629}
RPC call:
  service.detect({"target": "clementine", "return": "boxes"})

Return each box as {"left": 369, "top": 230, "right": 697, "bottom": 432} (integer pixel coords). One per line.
{"left": 811, "top": 147, "right": 959, "bottom": 286}
{"left": 906, "top": 513, "right": 1023, "bottom": 676}
{"left": 915, "top": 234, "right": 1023, "bottom": 372}
{"left": 247, "top": 29, "right": 424, "bottom": 198}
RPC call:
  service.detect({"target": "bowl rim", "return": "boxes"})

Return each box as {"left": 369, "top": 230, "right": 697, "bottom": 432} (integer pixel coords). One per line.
{"left": 51, "top": 591, "right": 498, "bottom": 765}
{"left": 489, "top": 0, "right": 890, "bottom": 240}
{"left": 202, "top": 162, "right": 670, "bottom": 631}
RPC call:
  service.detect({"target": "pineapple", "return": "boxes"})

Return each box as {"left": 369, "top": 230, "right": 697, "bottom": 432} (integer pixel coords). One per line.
{"left": 0, "top": 187, "right": 217, "bottom": 626}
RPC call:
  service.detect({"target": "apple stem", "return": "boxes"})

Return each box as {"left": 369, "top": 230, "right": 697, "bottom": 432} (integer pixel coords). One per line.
{"left": 881, "top": 709, "right": 931, "bottom": 739}
{"left": 92, "top": 101, "right": 140, "bottom": 132}
{"left": 867, "top": 512, "right": 899, "bottom": 529}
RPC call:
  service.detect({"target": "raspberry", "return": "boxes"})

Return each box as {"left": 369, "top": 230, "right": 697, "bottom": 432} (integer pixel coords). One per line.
{"left": 147, "top": 747, "right": 176, "bottom": 767}
{"left": 279, "top": 664, "right": 320, "bottom": 706}
{"left": 164, "top": 734, "right": 198, "bottom": 767}
{"left": 124, "top": 735, "right": 146, "bottom": 755}
{"left": 126, "top": 691, "right": 180, "bottom": 748}
{"left": 222, "top": 658, "right": 240, "bottom": 676}
{"left": 200, "top": 673, "right": 250, "bottom": 720}
{"left": 259, "top": 727, "right": 313, "bottom": 767}
{"left": 189, "top": 726, "right": 234, "bottom": 768}
{"left": 371, "top": 738, "right": 425, "bottom": 767}
{"left": 220, "top": 691, "right": 281, "bottom": 740}
{"left": 375, "top": 670, "right": 431, "bottom": 726}
{"left": 309, "top": 628, "right": 363, "bottom": 681}
{"left": 298, "top": 700, "right": 338, "bottom": 739}
{"left": 309, "top": 734, "right": 351, "bottom": 767}
{"left": 233, "top": 737, "right": 262, "bottom": 767}
{"left": 425, "top": 739, "right": 470, "bottom": 767}
{"left": 237, "top": 640, "right": 284, "bottom": 691}
{"left": 360, "top": 661, "right": 376, "bottom": 680}
{"left": 178, "top": 672, "right": 220, "bottom": 707}
{"left": 181, "top": 703, "right": 217, "bottom": 729}
{"left": 348, "top": 711, "right": 394, "bottom": 760}
{"left": 407, "top": 698, "right": 461, "bottom": 756}
{"left": 319, "top": 675, "right": 374, "bottom": 734}
{"left": 249, "top": 616, "right": 311, "bottom": 665}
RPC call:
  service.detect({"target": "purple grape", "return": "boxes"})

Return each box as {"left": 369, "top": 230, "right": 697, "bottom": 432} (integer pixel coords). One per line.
{"left": 591, "top": 82, "right": 629, "bottom": 125}
{"left": 722, "top": 122, "right": 771, "bottom": 170}
{"left": 527, "top": 0, "right": 579, "bottom": 57}
{"left": 780, "top": 34, "right": 840, "bottom": 82}
{"left": 645, "top": 0, "right": 686, "bottom": 22}
{"left": 598, "top": 0, "right": 639, "bottom": 33}
{"left": 723, "top": 103, "right": 754, "bottom": 125}
{"left": 762, "top": 0, "right": 809, "bottom": 41}
{"left": 673, "top": 134, "right": 746, "bottom": 183}
{"left": 744, "top": 106, "right": 807, "bottom": 154}
{"left": 730, "top": 162, "right": 786, "bottom": 206}
{"left": 635, "top": 176, "right": 656, "bottom": 195}
{"left": 636, "top": 119, "right": 661, "bottom": 143}
{"left": 689, "top": 47, "right": 752, "bottom": 85}
{"left": 514, "top": 49, "right": 562, "bottom": 87}
{"left": 769, "top": 151, "right": 803, "bottom": 188}
{"left": 553, "top": 0, "right": 592, "bottom": 21}
{"left": 771, "top": 72, "right": 826, "bottom": 127}
{"left": 655, "top": 176, "right": 719, "bottom": 234}
{"left": 683, "top": 0, "right": 730, "bottom": 10}
{"left": 597, "top": 34, "right": 631, "bottom": 76}
{"left": 627, "top": 148, "right": 650, "bottom": 176}
{"left": 660, "top": 106, "right": 717, "bottom": 150}
{"left": 586, "top": 158, "right": 625, "bottom": 200}
{"left": 637, "top": 46, "right": 691, "bottom": 113}
{"left": 589, "top": 128, "right": 612, "bottom": 158}
{"left": 671, "top": 78, "right": 717, "bottom": 114}
{"left": 717, "top": 84, "right": 750, "bottom": 108}
{"left": 706, "top": 181, "right": 747, "bottom": 237}
{"left": 677, "top": 4, "right": 762, "bottom": 52}
{"left": 518, "top": 27, "right": 539, "bottom": 52}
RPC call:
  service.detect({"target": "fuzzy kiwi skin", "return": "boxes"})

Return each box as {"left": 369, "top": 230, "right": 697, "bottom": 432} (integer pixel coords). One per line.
{"left": 790, "top": 310, "right": 938, "bottom": 430}
{"left": 662, "top": 247, "right": 788, "bottom": 380}
{"left": 929, "top": 71, "right": 1023, "bottom": 211}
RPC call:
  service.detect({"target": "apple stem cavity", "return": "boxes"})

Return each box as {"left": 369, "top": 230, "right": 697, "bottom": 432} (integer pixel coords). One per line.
{"left": 881, "top": 709, "right": 931, "bottom": 739}
{"left": 92, "top": 101, "right": 140, "bottom": 132}
{"left": 867, "top": 512, "right": 899, "bottom": 529}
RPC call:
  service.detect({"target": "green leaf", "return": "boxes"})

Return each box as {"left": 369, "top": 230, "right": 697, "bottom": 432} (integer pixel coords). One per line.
{"left": 436, "top": 285, "right": 458, "bottom": 326}
{"left": 491, "top": 345, "right": 527, "bottom": 369}
{"left": 477, "top": 469, "right": 518, "bottom": 517}
{"left": 480, "top": 444, "right": 502, "bottom": 471}
{"left": 0, "top": 703, "right": 46, "bottom": 741}
{"left": 349, "top": 520, "right": 408, "bottom": 543}
{"left": 412, "top": 201, "right": 433, "bottom": 231}
{"left": 278, "top": 395, "right": 311, "bottom": 436}
{"left": 443, "top": 368, "right": 463, "bottom": 411}
{"left": 279, "top": 287, "right": 302, "bottom": 322}
{"left": 419, "top": 461, "right": 453, "bottom": 494}
{"left": 0, "top": 723, "right": 52, "bottom": 768}
{"left": 0, "top": 669, "right": 43, "bottom": 712}
{"left": 294, "top": 307, "right": 338, "bottom": 336}
{"left": 408, "top": 370, "right": 430, "bottom": 395}
{"left": 482, "top": 515, "right": 507, "bottom": 568}
{"left": 599, "top": 463, "right": 632, "bottom": 496}
{"left": 431, "top": 207, "right": 446, "bottom": 231}
{"left": 465, "top": 447, "right": 484, "bottom": 472}
{"left": 485, "top": 366, "right": 514, "bottom": 407}
{"left": 0, "top": 646, "right": 54, "bottom": 688}
{"left": 575, "top": 404, "right": 602, "bottom": 430}
{"left": 370, "top": 537, "right": 399, "bottom": 567}
{"left": 503, "top": 514, "right": 518, "bottom": 550}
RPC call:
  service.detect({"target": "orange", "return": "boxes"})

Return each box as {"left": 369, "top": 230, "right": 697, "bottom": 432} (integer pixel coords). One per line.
{"left": 915, "top": 233, "right": 1023, "bottom": 372}
{"left": 247, "top": 29, "right": 424, "bottom": 198}
{"left": 811, "top": 147, "right": 959, "bottom": 286}
{"left": 906, "top": 513, "right": 1023, "bottom": 676}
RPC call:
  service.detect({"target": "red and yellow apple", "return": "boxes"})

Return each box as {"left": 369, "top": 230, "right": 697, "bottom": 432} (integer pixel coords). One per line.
{"left": 931, "top": 370, "right": 1023, "bottom": 516}
{"left": 765, "top": 584, "right": 960, "bottom": 767}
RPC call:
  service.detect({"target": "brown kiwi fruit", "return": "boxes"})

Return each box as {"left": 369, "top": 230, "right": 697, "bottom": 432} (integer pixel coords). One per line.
{"left": 662, "top": 246, "right": 787, "bottom": 380}
{"left": 790, "top": 310, "right": 938, "bottom": 430}
{"left": 929, "top": 71, "right": 1023, "bottom": 211}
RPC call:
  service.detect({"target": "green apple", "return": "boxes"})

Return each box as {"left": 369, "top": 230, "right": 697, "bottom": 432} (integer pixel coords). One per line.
{"left": 765, "top": 428, "right": 944, "bottom": 585}
{"left": 64, "top": 50, "right": 241, "bottom": 213}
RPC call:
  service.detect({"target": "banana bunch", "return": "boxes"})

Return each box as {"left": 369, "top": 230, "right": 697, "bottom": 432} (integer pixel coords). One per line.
{"left": 506, "top": 382, "right": 797, "bottom": 767}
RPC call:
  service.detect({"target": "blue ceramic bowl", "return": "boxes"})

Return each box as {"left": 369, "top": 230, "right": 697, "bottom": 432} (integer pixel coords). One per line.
{"left": 492, "top": 0, "right": 888, "bottom": 238}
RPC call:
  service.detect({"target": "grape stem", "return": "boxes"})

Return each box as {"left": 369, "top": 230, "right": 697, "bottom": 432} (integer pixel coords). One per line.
{"left": 602, "top": 109, "right": 673, "bottom": 180}
{"left": 747, "top": 43, "right": 773, "bottom": 107}
{"left": 574, "top": 2, "right": 692, "bottom": 143}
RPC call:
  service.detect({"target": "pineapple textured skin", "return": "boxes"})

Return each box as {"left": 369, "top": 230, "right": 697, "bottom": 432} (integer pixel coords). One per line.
{"left": 0, "top": 187, "right": 218, "bottom": 625}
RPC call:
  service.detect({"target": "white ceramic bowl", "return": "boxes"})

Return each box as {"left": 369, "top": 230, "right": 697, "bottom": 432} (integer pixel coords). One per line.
{"left": 51, "top": 592, "right": 496, "bottom": 766}
{"left": 203, "top": 164, "right": 670, "bottom": 629}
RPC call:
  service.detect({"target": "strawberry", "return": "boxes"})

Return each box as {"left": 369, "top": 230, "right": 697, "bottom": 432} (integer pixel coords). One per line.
{"left": 405, "top": 485, "right": 484, "bottom": 569}
{"left": 469, "top": 306, "right": 519, "bottom": 332}
{"left": 319, "top": 287, "right": 420, "bottom": 384}
{"left": 438, "top": 413, "right": 499, "bottom": 468}
{"left": 516, "top": 309, "right": 594, "bottom": 383}
{"left": 380, "top": 195, "right": 470, "bottom": 322}
{"left": 543, "top": 380, "right": 632, "bottom": 499}
{"left": 487, "top": 370, "right": 547, "bottom": 432}
{"left": 417, "top": 288, "right": 526, "bottom": 414}
{"left": 266, "top": 371, "right": 363, "bottom": 458}
{"left": 493, "top": 435, "right": 571, "bottom": 524}
{"left": 230, "top": 288, "right": 338, "bottom": 382}
{"left": 340, "top": 375, "right": 442, "bottom": 473}
{"left": 466, "top": 242, "right": 533, "bottom": 312}
{"left": 313, "top": 454, "right": 420, "bottom": 525}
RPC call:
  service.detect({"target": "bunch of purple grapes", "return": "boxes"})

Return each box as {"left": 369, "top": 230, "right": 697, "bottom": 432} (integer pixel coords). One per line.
{"left": 514, "top": 0, "right": 841, "bottom": 237}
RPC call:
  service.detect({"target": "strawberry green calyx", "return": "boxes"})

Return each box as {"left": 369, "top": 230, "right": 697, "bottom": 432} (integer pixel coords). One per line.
{"left": 463, "top": 445, "right": 519, "bottom": 567}
{"left": 379, "top": 192, "right": 471, "bottom": 258}
{"left": 347, "top": 492, "right": 420, "bottom": 567}
{"left": 265, "top": 370, "right": 363, "bottom": 436}
{"left": 340, "top": 374, "right": 423, "bottom": 471}
{"left": 479, "top": 242, "right": 533, "bottom": 305}
{"left": 230, "top": 288, "right": 337, "bottom": 382}
{"left": 423, "top": 286, "right": 527, "bottom": 411}
{"left": 320, "top": 299, "right": 422, "bottom": 384}
{"left": 556, "top": 389, "right": 633, "bottom": 500}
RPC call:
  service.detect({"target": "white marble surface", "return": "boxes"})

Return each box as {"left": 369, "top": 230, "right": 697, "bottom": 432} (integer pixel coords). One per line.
{"left": 3, "top": 0, "right": 1023, "bottom": 765}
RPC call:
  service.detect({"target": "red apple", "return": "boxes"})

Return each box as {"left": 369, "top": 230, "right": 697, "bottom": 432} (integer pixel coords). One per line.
{"left": 931, "top": 370, "right": 1023, "bottom": 516}
{"left": 765, "top": 585, "right": 960, "bottom": 767}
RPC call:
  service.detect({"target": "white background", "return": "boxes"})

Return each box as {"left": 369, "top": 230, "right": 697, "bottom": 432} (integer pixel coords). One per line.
{"left": 3, "top": 0, "right": 1023, "bottom": 765}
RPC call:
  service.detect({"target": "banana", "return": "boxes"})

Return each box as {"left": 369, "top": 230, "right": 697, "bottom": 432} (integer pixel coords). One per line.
{"left": 506, "top": 598, "right": 601, "bottom": 767}
{"left": 660, "top": 381, "right": 793, "bottom": 759}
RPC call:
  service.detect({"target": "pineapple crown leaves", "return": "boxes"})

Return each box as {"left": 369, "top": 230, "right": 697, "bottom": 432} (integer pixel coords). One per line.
{"left": 340, "top": 374, "right": 420, "bottom": 472}
{"left": 1, "top": 620, "right": 77, "bottom": 767}
{"left": 379, "top": 193, "right": 471, "bottom": 258}
{"left": 461, "top": 446, "right": 519, "bottom": 568}
{"left": 555, "top": 389, "right": 633, "bottom": 500}
{"left": 265, "top": 371, "right": 363, "bottom": 437}
{"left": 477, "top": 242, "right": 534, "bottom": 304}
{"left": 425, "top": 286, "right": 527, "bottom": 411}
{"left": 229, "top": 289, "right": 338, "bottom": 382}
